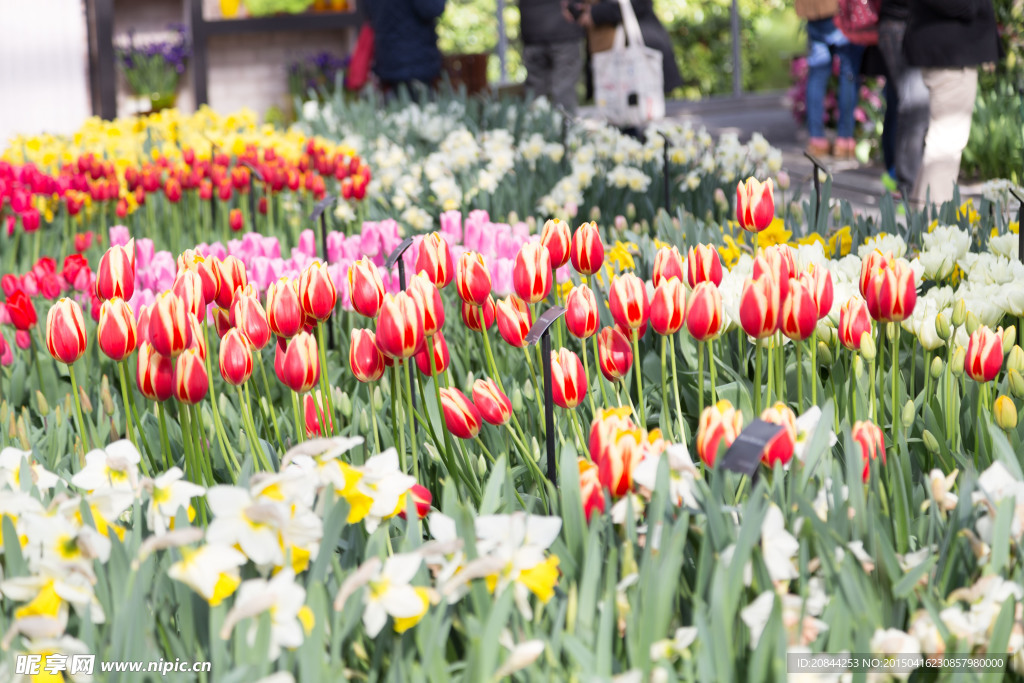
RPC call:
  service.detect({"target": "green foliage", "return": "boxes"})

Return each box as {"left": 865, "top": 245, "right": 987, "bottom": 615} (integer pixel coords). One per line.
{"left": 963, "top": 78, "right": 1024, "bottom": 184}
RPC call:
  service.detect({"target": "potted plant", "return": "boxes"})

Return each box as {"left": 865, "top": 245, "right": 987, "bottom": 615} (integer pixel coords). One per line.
{"left": 117, "top": 25, "right": 190, "bottom": 114}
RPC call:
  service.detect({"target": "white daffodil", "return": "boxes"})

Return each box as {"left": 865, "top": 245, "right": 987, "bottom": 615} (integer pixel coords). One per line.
{"left": 793, "top": 406, "right": 837, "bottom": 461}
{"left": 650, "top": 626, "right": 699, "bottom": 662}
{"left": 167, "top": 543, "right": 246, "bottom": 606}
{"left": 0, "top": 491, "right": 44, "bottom": 548}
{"left": 327, "top": 449, "right": 416, "bottom": 532}
{"left": 425, "top": 512, "right": 466, "bottom": 586}
{"left": 0, "top": 447, "right": 59, "bottom": 491}
{"left": 631, "top": 443, "right": 700, "bottom": 509}
{"left": 494, "top": 639, "right": 546, "bottom": 679}
{"left": 924, "top": 469, "right": 958, "bottom": 512}
{"left": 1, "top": 560, "right": 104, "bottom": 625}
{"left": 870, "top": 628, "right": 921, "bottom": 681}
{"left": 249, "top": 467, "right": 318, "bottom": 508}
{"left": 144, "top": 467, "right": 204, "bottom": 536}
{"left": 205, "top": 485, "right": 287, "bottom": 567}
{"left": 8, "top": 635, "right": 94, "bottom": 682}
{"left": 762, "top": 504, "right": 799, "bottom": 582}
{"left": 20, "top": 511, "right": 110, "bottom": 566}
{"left": 70, "top": 440, "right": 141, "bottom": 493}
{"left": 335, "top": 553, "right": 430, "bottom": 637}
{"left": 470, "top": 513, "right": 562, "bottom": 618}
{"left": 219, "top": 569, "right": 312, "bottom": 660}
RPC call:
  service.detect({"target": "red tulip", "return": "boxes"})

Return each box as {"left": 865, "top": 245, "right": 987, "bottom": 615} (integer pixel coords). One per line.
{"left": 696, "top": 400, "right": 743, "bottom": 467}
{"left": 267, "top": 277, "right": 304, "bottom": 339}
{"left": 398, "top": 483, "right": 432, "bottom": 520}
{"left": 187, "top": 314, "right": 207, "bottom": 361}
{"left": 652, "top": 246, "right": 684, "bottom": 288}
{"left": 685, "top": 244, "right": 723, "bottom": 288}
{"left": 564, "top": 284, "right": 599, "bottom": 340}
{"left": 570, "top": 221, "right": 604, "bottom": 275}
{"left": 177, "top": 249, "right": 222, "bottom": 304}
{"left": 965, "top": 326, "right": 1003, "bottom": 383}
{"left": 97, "top": 297, "right": 137, "bottom": 362}
{"left": 540, "top": 218, "right": 571, "bottom": 269}
{"left": 740, "top": 275, "right": 780, "bottom": 340}
{"left": 414, "top": 329, "right": 450, "bottom": 375}
{"left": 95, "top": 239, "right": 135, "bottom": 301}
{"left": 348, "top": 258, "right": 386, "bottom": 319}
{"left": 579, "top": 458, "right": 606, "bottom": 522}
{"left": 173, "top": 269, "right": 206, "bottom": 320}
{"left": 759, "top": 402, "right": 797, "bottom": 467}
{"left": 861, "top": 254, "right": 917, "bottom": 323}
{"left": 852, "top": 420, "right": 886, "bottom": 482}
{"left": 461, "top": 296, "right": 495, "bottom": 332}
{"left": 299, "top": 261, "right": 337, "bottom": 322}
{"left": 495, "top": 294, "right": 533, "bottom": 348}
{"left": 231, "top": 292, "right": 271, "bottom": 350}
{"left": 304, "top": 391, "right": 334, "bottom": 438}
{"left": 650, "top": 278, "right": 686, "bottom": 335}
{"left": 164, "top": 177, "right": 182, "bottom": 203}
{"left": 439, "top": 387, "right": 482, "bottom": 439}
{"left": 175, "top": 347, "right": 209, "bottom": 404}
{"left": 148, "top": 292, "right": 192, "bottom": 358}
{"left": 217, "top": 255, "right": 248, "bottom": 309}
{"left": 21, "top": 208, "right": 41, "bottom": 232}
{"left": 137, "top": 341, "right": 174, "bottom": 401}
{"left": 752, "top": 245, "right": 795, "bottom": 304}
{"left": 472, "top": 378, "right": 513, "bottom": 426}
{"left": 513, "top": 241, "right": 552, "bottom": 304}
{"left": 608, "top": 273, "right": 649, "bottom": 338}
{"left": 45, "top": 298, "right": 88, "bottom": 364}
{"left": 229, "top": 208, "right": 243, "bottom": 232}
{"left": 736, "top": 177, "right": 775, "bottom": 232}
{"left": 597, "top": 428, "right": 644, "bottom": 497}
{"left": 780, "top": 277, "right": 818, "bottom": 342}
{"left": 859, "top": 250, "right": 890, "bottom": 299}
{"left": 838, "top": 298, "right": 872, "bottom": 351}
{"left": 408, "top": 273, "right": 445, "bottom": 336}
{"left": 456, "top": 251, "right": 492, "bottom": 306}
{"left": 280, "top": 332, "right": 320, "bottom": 393}
{"left": 551, "top": 347, "right": 587, "bottom": 409}
{"left": 219, "top": 328, "right": 254, "bottom": 386}
{"left": 800, "top": 264, "right": 834, "bottom": 320}
{"left": 415, "top": 232, "right": 455, "bottom": 289}
{"left": 349, "top": 328, "right": 386, "bottom": 382}
{"left": 376, "top": 292, "right": 424, "bottom": 359}
{"left": 213, "top": 306, "right": 233, "bottom": 339}
{"left": 5, "top": 290, "right": 38, "bottom": 330}
{"left": 685, "top": 282, "right": 723, "bottom": 342}
{"left": 61, "top": 254, "right": 91, "bottom": 291}
{"left": 598, "top": 326, "right": 633, "bottom": 382}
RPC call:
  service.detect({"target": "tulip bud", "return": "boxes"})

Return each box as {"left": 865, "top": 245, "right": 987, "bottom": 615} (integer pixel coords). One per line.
{"left": 570, "top": 221, "right": 604, "bottom": 275}
{"left": 951, "top": 346, "right": 966, "bottom": 376}
{"left": 461, "top": 297, "right": 495, "bottom": 333}
{"left": 922, "top": 429, "right": 940, "bottom": 454}
{"left": 1003, "top": 326, "right": 1016, "bottom": 355}
{"left": 902, "top": 400, "right": 915, "bottom": 429}
{"left": 696, "top": 400, "right": 743, "bottom": 467}
{"left": 512, "top": 385, "right": 524, "bottom": 413}
{"left": 415, "top": 330, "right": 450, "bottom": 376}
{"left": 965, "top": 311, "right": 980, "bottom": 336}
{"left": 1008, "top": 369, "right": 1024, "bottom": 399}
{"left": 178, "top": 249, "right": 222, "bottom": 304}
{"left": 97, "top": 297, "right": 137, "bottom": 362}
{"left": 652, "top": 246, "right": 684, "bottom": 289}
{"left": 298, "top": 261, "right": 337, "bottom": 322}
{"left": 408, "top": 273, "right": 445, "bottom": 337}
{"left": 280, "top": 332, "right": 320, "bottom": 393}
{"left": 650, "top": 278, "right": 686, "bottom": 336}
{"left": 685, "top": 281, "right": 723, "bottom": 342}
{"left": 759, "top": 402, "right": 797, "bottom": 466}
{"left": 626, "top": 203, "right": 636, "bottom": 221}
{"left": 473, "top": 378, "right": 513, "bottom": 426}
{"left": 100, "top": 377, "right": 115, "bottom": 417}
{"left": 1008, "top": 346, "right": 1024, "bottom": 374}
{"left": 136, "top": 342, "right": 173, "bottom": 401}
{"left": 229, "top": 208, "right": 243, "bottom": 232}
{"left": 350, "top": 328, "right": 385, "bottom": 383}
{"left": 266, "top": 277, "right": 304, "bottom": 340}
{"left": 175, "top": 348, "right": 209, "bottom": 404}
{"left": 930, "top": 356, "right": 945, "bottom": 379}
{"left": 736, "top": 177, "right": 775, "bottom": 232}
{"left": 231, "top": 292, "right": 271, "bottom": 350}
{"left": 513, "top": 242, "right": 552, "bottom": 304}
{"left": 951, "top": 299, "right": 966, "bottom": 327}
{"left": 304, "top": 391, "right": 333, "bottom": 437}
{"left": 496, "top": 294, "right": 533, "bottom": 347}
{"left": 851, "top": 420, "right": 886, "bottom": 482}
{"left": 456, "top": 251, "right": 493, "bottom": 306}
{"left": 45, "top": 298, "right": 88, "bottom": 364}
{"left": 994, "top": 395, "right": 1017, "bottom": 430}
{"left": 219, "top": 328, "right": 254, "bottom": 386}
{"left": 609, "top": 273, "right": 650, "bottom": 336}
{"left": 817, "top": 340, "right": 832, "bottom": 366}
{"left": 34, "top": 390, "right": 49, "bottom": 417}
{"left": 439, "top": 388, "right": 482, "bottom": 439}
{"left": 95, "top": 239, "right": 136, "bottom": 301}
{"left": 598, "top": 326, "right": 633, "bottom": 382}
{"left": 935, "top": 311, "right": 951, "bottom": 341}
{"left": 551, "top": 348, "right": 587, "bottom": 409}
{"left": 859, "top": 332, "right": 876, "bottom": 361}
{"left": 348, "top": 258, "right": 386, "bottom": 319}
{"left": 685, "top": 244, "right": 723, "bottom": 289}
{"left": 965, "top": 327, "right": 1001, "bottom": 382}
{"left": 540, "top": 218, "right": 571, "bottom": 269}
{"left": 148, "top": 292, "right": 192, "bottom": 358}
{"left": 564, "top": 285, "right": 599, "bottom": 340}
{"left": 415, "top": 232, "right": 455, "bottom": 289}
{"left": 217, "top": 255, "right": 248, "bottom": 309}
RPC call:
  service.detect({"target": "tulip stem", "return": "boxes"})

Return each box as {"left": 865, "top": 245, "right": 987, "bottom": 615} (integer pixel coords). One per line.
{"left": 367, "top": 382, "right": 381, "bottom": 453}
{"left": 870, "top": 353, "right": 878, "bottom": 425}
{"left": 582, "top": 336, "right": 598, "bottom": 419}
{"left": 236, "top": 385, "right": 268, "bottom": 471}
{"left": 116, "top": 361, "right": 143, "bottom": 471}
{"left": 659, "top": 336, "right": 672, "bottom": 440}
{"left": 891, "top": 323, "right": 900, "bottom": 441}
{"left": 390, "top": 366, "right": 403, "bottom": 463}
{"left": 426, "top": 335, "right": 459, "bottom": 487}
{"left": 975, "top": 382, "right": 985, "bottom": 462}
{"left": 697, "top": 340, "right": 706, "bottom": 417}
{"left": 630, "top": 333, "right": 645, "bottom": 428}
{"left": 591, "top": 334, "right": 612, "bottom": 409}
{"left": 523, "top": 346, "right": 546, "bottom": 434}
{"left": 709, "top": 338, "right": 718, "bottom": 405}
{"left": 178, "top": 400, "right": 198, "bottom": 483}
{"left": 246, "top": 382, "right": 275, "bottom": 470}
{"left": 121, "top": 360, "right": 155, "bottom": 469}
{"left": 255, "top": 352, "right": 283, "bottom": 451}
{"left": 30, "top": 336, "right": 45, "bottom": 408}
{"left": 456, "top": 438, "right": 482, "bottom": 503}
{"left": 810, "top": 338, "right": 818, "bottom": 406}
{"left": 290, "top": 390, "right": 304, "bottom": 444}
{"left": 402, "top": 360, "right": 419, "bottom": 481}
{"left": 754, "top": 342, "right": 763, "bottom": 415}
{"left": 157, "top": 401, "right": 173, "bottom": 470}
{"left": 200, "top": 322, "right": 238, "bottom": 470}
{"left": 796, "top": 341, "right": 804, "bottom": 412}
{"left": 669, "top": 334, "right": 686, "bottom": 441}
{"left": 765, "top": 340, "right": 774, "bottom": 410}
{"left": 67, "top": 363, "right": 92, "bottom": 455}
{"left": 189, "top": 404, "right": 216, "bottom": 486}
{"left": 479, "top": 320, "right": 505, "bottom": 395}
{"left": 775, "top": 333, "right": 785, "bottom": 405}
{"left": 315, "top": 322, "right": 337, "bottom": 436}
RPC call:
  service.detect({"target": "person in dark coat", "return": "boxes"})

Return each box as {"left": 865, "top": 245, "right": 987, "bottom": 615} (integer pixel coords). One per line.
{"left": 520, "top": 0, "right": 584, "bottom": 112}
{"left": 569, "top": 0, "right": 684, "bottom": 94}
{"left": 365, "top": 0, "right": 447, "bottom": 95}
{"left": 904, "top": 0, "right": 1000, "bottom": 206}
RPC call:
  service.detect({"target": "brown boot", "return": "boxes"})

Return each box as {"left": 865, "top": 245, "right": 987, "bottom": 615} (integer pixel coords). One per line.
{"left": 806, "top": 137, "right": 830, "bottom": 158}
{"left": 833, "top": 137, "right": 857, "bottom": 161}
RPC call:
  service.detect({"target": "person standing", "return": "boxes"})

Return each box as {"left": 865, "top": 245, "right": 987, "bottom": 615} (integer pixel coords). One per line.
{"left": 365, "top": 0, "right": 447, "bottom": 96}
{"left": 875, "top": 0, "right": 929, "bottom": 192}
{"left": 904, "top": 0, "right": 1000, "bottom": 206}
{"left": 796, "top": 0, "right": 865, "bottom": 160}
{"left": 520, "top": 0, "right": 584, "bottom": 112}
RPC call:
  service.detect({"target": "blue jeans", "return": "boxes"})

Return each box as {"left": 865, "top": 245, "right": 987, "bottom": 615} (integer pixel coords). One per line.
{"left": 805, "top": 18, "right": 864, "bottom": 139}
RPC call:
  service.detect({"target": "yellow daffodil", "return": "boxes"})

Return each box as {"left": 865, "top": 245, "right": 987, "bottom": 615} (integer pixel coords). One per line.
{"left": 168, "top": 543, "right": 246, "bottom": 606}
{"left": 957, "top": 200, "right": 979, "bottom": 225}
{"left": 756, "top": 217, "right": 792, "bottom": 249}
{"left": 718, "top": 234, "right": 743, "bottom": 269}
{"left": 827, "top": 226, "right": 852, "bottom": 258}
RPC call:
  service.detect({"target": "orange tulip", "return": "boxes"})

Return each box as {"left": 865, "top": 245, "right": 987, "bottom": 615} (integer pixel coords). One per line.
{"left": 299, "top": 261, "right": 337, "bottom": 322}
{"left": 513, "top": 241, "right": 552, "bottom": 304}
{"left": 564, "top": 284, "right": 599, "bottom": 340}
{"left": 46, "top": 298, "right": 88, "bottom": 364}
{"left": 736, "top": 177, "right": 775, "bottom": 232}
{"left": 97, "top": 297, "right": 137, "bottom": 362}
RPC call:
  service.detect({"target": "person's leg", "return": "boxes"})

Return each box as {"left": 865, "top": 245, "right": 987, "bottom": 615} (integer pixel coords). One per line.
{"left": 895, "top": 66, "right": 930, "bottom": 190}
{"left": 834, "top": 41, "right": 864, "bottom": 157}
{"left": 882, "top": 78, "right": 898, "bottom": 176}
{"left": 548, "top": 41, "right": 583, "bottom": 113}
{"left": 804, "top": 19, "right": 833, "bottom": 152}
{"left": 911, "top": 67, "right": 978, "bottom": 207}
{"left": 522, "top": 44, "right": 550, "bottom": 101}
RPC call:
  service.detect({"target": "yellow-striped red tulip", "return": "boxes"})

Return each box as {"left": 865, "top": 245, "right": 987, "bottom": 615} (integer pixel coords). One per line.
{"left": 838, "top": 298, "right": 872, "bottom": 351}
{"left": 540, "top": 218, "right": 572, "bottom": 268}
{"left": 736, "top": 177, "right": 775, "bottom": 232}
{"left": 175, "top": 347, "right": 209, "bottom": 404}
{"left": 570, "top": 221, "right": 604, "bottom": 275}
{"left": 408, "top": 273, "right": 445, "bottom": 336}
{"left": 495, "top": 294, "right": 532, "bottom": 347}
{"left": 696, "top": 400, "right": 743, "bottom": 467}
{"left": 852, "top": 420, "right": 886, "bottom": 482}
{"left": 177, "top": 249, "right": 221, "bottom": 304}
{"left": 589, "top": 407, "right": 636, "bottom": 462}
{"left": 652, "top": 246, "right": 684, "bottom": 288}
{"left": 439, "top": 387, "right": 482, "bottom": 439}
{"left": 861, "top": 253, "right": 917, "bottom": 323}
{"left": 349, "top": 329, "right": 386, "bottom": 383}
{"left": 685, "top": 282, "right": 723, "bottom": 342}
{"left": 608, "top": 272, "right": 649, "bottom": 336}
{"left": 213, "top": 306, "right": 232, "bottom": 339}
{"left": 415, "top": 232, "right": 455, "bottom": 289}
{"left": 173, "top": 269, "right": 206, "bottom": 320}
{"left": 780, "top": 277, "right": 817, "bottom": 341}
{"left": 95, "top": 238, "right": 135, "bottom": 301}
{"left": 304, "top": 391, "right": 333, "bottom": 438}
{"left": 46, "top": 298, "right": 88, "bottom": 364}
{"left": 579, "top": 458, "right": 606, "bottom": 522}
{"left": 685, "top": 243, "right": 723, "bottom": 288}
{"left": 217, "top": 255, "right": 248, "bottom": 309}
{"left": 299, "top": 261, "right": 337, "bottom": 322}
{"left": 280, "top": 331, "right": 320, "bottom": 393}
{"left": 597, "top": 326, "right": 632, "bottom": 381}
{"left": 137, "top": 341, "right": 174, "bottom": 402}
{"left": 800, "top": 263, "right": 834, "bottom": 320}
{"left": 187, "top": 313, "right": 206, "bottom": 361}
{"left": 759, "top": 402, "right": 797, "bottom": 467}
{"left": 461, "top": 296, "right": 495, "bottom": 332}
{"left": 965, "top": 326, "right": 1003, "bottom": 382}
{"left": 513, "top": 241, "right": 552, "bottom": 304}
{"left": 472, "top": 377, "right": 513, "bottom": 426}
{"left": 650, "top": 278, "right": 686, "bottom": 335}
{"left": 230, "top": 292, "right": 271, "bottom": 350}
{"left": 597, "top": 428, "right": 643, "bottom": 497}
{"left": 97, "top": 297, "right": 137, "bottom": 362}
{"left": 348, "top": 258, "right": 386, "bottom": 319}
{"left": 148, "top": 291, "right": 192, "bottom": 358}
{"left": 219, "top": 328, "right": 253, "bottom": 386}
{"left": 376, "top": 292, "right": 424, "bottom": 359}
{"left": 859, "top": 250, "right": 890, "bottom": 300}
{"left": 564, "top": 284, "right": 599, "bottom": 340}
{"left": 415, "top": 329, "right": 450, "bottom": 375}
{"left": 456, "top": 251, "right": 492, "bottom": 306}
{"left": 267, "top": 277, "right": 304, "bottom": 340}
{"left": 551, "top": 347, "right": 587, "bottom": 409}
{"left": 752, "top": 245, "right": 795, "bottom": 304}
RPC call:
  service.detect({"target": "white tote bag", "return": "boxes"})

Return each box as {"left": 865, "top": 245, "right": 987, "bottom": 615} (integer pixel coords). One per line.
{"left": 591, "top": 0, "right": 665, "bottom": 128}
